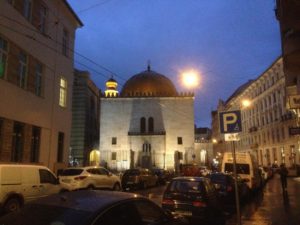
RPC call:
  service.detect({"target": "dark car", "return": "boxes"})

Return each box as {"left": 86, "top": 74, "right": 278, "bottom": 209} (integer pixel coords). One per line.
{"left": 208, "top": 172, "right": 250, "bottom": 205}
{"left": 0, "top": 190, "right": 188, "bottom": 225}
{"left": 162, "top": 177, "right": 225, "bottom": 225}
{"left": 152, "top": 169, "right": 173, "bottom": 185}
{"left": 121, "top": 168, "right": 158, "bottom": 190}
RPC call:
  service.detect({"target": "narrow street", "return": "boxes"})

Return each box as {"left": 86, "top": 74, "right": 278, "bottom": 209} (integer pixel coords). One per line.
{"left": 132, "top": 175, "right": 300, "bottom": 225}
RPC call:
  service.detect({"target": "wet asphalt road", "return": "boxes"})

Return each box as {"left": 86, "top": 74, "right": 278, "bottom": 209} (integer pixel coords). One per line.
{"left": 131, "top": 175, "right": 300, "bottom": 225}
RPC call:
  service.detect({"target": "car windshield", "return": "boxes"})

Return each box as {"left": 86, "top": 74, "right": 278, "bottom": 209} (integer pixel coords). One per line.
{"left": 169, "top": 180, "right": 201, "bottom": 193}
{"left": 224, "top": 163, "right": 250, "bottom": 174}
{"left": 61, "top": 169, "right": 84, "bottom": 176}
{"left": 0, "top": 204, "right": 92, "bottom": 225}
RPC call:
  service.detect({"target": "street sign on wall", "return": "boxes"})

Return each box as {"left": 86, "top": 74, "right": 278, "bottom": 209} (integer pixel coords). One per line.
{"left": 219, "top": 110, "right": 242, "bottom": 134}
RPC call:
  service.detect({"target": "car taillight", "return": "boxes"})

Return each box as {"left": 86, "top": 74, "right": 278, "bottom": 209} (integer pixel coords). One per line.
{"left": 227, "top": 186, "right": 233, "bottom": 192}
{"left": 162, "top": 199, "right": 174, "bottom": 205}
{"left": 74, "top": 176, "right": 87, "bottom": 180}
{"left": 192, "top": 201, "right": 207, "bottom": 207}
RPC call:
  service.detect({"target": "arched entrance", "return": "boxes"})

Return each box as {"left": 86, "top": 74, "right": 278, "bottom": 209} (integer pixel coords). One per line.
{"left": 89, "top": 149, "right": 100, "bottom": 166}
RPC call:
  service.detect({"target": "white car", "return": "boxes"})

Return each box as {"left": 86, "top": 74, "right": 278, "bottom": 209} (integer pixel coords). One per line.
{"left": 59, "top": 166, "right": 121, "bottom": 191}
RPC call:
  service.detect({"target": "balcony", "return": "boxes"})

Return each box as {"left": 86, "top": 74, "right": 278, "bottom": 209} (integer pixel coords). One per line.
{"left": 281, "top": 112, "right": 296, "bottom": 121}
{"left": 128, "top": 131, "right": 166, "bottom": 136}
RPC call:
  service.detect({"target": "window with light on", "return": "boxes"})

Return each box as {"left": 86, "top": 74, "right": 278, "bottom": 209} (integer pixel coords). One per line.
{"left": 59, "top": 77, "right": 67, "bottom": 107}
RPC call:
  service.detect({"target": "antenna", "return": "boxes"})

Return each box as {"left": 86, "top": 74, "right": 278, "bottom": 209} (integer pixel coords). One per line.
{"left": 147, "top": 60, "right": 151, "bottom": 71}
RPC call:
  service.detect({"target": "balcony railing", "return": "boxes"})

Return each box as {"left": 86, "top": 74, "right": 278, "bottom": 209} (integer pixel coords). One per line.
{"left": 281, "top": 112, "right": 296, "bottom": 121}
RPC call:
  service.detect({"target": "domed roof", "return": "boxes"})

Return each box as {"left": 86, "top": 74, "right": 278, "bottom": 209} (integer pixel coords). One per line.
{"left": 121, "top": 67, "right": 178, "bottom": 97}
{"left": 107, "top": 77, "right": 117, "bottom": 83}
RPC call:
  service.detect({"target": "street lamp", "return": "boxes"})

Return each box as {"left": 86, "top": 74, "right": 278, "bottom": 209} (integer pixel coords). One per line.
{"left": 181, "top": 69, "right": 200, "bottom": 89}
{"left": 242, "top": 99, "right": 251, "bottom": 108}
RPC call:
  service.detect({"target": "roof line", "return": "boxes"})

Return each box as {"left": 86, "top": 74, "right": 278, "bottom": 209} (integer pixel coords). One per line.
{"left": 62, "top": 0, "right": 84, "bottom": 27}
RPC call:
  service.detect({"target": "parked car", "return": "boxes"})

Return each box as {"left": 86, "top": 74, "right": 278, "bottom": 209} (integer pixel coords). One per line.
{"left": 121, "top": 168, "right": 158, "bottom": 190}
{"left": 59, "top": 166, "right": 121, "bottom": 191}
{"left": 0, "top": 190, "right": 188, "bottom": 225}
{"left": 0, "top": 164, "right": 61, "bottom": 213}
{"left": 208, "top": 172, "right": 250, "bottom": 205}
{"left": 152, "top": 168, "right": 173, "bottom": 185}
{"left": 162, "top": 177, "right": 225, "bottom": 225}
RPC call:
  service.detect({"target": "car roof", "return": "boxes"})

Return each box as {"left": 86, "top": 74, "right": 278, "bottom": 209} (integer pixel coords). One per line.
{"left": 64, "top": 166, "right": 105, "bottom": 170}
{"left": 30, "top": 190, "right": 146, "bottom": 212}
{"left": 172, "top": 176, "right": 207, "bottom": 181}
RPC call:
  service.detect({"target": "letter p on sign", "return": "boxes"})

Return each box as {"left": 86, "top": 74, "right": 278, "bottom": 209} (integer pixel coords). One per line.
{"left": 219, "top": 110, "right": 242, "bottom": 134}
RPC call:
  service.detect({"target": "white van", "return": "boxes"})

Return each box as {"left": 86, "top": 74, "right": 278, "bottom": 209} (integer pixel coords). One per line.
{"left": 0, "top": 164, "right": 62, "bottom": 213}
{"left": 221, "top": 152, "right": 262, "bottom": 190}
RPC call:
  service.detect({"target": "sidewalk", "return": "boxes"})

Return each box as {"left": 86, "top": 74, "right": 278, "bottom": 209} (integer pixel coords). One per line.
{"left": 226, "top": 174, "right": 300, "bottom": 225}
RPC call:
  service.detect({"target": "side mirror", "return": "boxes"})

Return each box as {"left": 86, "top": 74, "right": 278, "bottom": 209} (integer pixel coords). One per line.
{"left": 108, "top": 172, "right": 112, "bottom": 177}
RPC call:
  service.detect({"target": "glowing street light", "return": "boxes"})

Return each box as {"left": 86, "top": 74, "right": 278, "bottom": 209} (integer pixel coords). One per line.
{"left": 181, "top": 70, "right": 199, "bottom": 88}
{"left": 242, "top": 99, "right": 251, "bottom": 108}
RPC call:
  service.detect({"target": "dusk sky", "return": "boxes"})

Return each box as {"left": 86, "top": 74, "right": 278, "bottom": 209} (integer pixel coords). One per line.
{"left": 68, "top": 0, "right": 281, "bottom": 127}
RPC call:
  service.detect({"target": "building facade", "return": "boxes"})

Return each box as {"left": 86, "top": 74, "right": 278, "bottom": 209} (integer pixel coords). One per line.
{"left": 194, "top": 127, "right": 213, "bottom": 166}
{"left": 70, "top": 70, "right": 100, "bottom": 166}
{"left": 275, "top": 0, "right": 300, "bottom": 95}
{"left": 212, "top": 57, "right": 300, "bottom": 168}
{"left": 0, "top": 0, "right": 82, "bottom": 172}
{"left": 99, "top": 67, "right": 195, "bottom": 172}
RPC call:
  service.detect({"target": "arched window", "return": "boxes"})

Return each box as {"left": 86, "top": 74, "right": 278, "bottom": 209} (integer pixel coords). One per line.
{"left": 140, "top": 117, "right": 146, "bottom": 133}
{"left": 148, "top": 117, "right": 154, "bottom": 132}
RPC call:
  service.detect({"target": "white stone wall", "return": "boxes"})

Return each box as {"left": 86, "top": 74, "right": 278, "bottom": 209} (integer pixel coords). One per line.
{"left": 99, "top": 96, "right": 194, "bottom": 171}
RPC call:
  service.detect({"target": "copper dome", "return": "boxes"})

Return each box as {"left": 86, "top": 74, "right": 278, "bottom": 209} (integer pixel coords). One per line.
{"left": 121, "top": 68, "right": 178, "bottom": 97}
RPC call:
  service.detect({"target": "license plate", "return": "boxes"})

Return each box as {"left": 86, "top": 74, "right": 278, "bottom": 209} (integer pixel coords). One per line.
{"left": 174, "top": 211, "right": 192, "bottom": 216}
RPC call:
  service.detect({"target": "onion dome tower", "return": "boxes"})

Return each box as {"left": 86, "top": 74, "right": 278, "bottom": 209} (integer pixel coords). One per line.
{"left": 104, "top": 76, "right": 118, "bottom": 97}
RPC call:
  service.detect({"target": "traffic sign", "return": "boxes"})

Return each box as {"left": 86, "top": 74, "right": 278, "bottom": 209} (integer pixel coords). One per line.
{"left": 224, "top": 133, "right": 240, "bottom": 141}
{"left": 219, "top": 110, "right": 242, "bottom": 134}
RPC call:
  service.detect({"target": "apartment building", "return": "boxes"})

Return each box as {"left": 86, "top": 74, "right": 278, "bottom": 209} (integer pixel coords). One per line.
{"left": 212, "top": 57, "right": 300, "bottom": 168}
{"left": 0, "top": 0, "right": 82, "bottom": 172}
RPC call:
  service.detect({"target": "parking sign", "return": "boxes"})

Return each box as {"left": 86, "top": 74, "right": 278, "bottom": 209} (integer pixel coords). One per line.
{"left": 219, "top": 110, "right": 242, "bottom": 134}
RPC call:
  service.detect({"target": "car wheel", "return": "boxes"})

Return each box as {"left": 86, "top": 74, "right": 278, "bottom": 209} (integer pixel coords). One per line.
{"left": 113, "top": 183, "right": 121, "bottom": 191}
{"left": 4, "top": 198, "right": 21, "bottom": 213}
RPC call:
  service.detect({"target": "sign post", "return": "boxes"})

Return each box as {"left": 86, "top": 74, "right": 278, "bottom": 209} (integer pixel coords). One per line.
{"left": 219, "top": 110, "right": 242, "bottom": 225}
